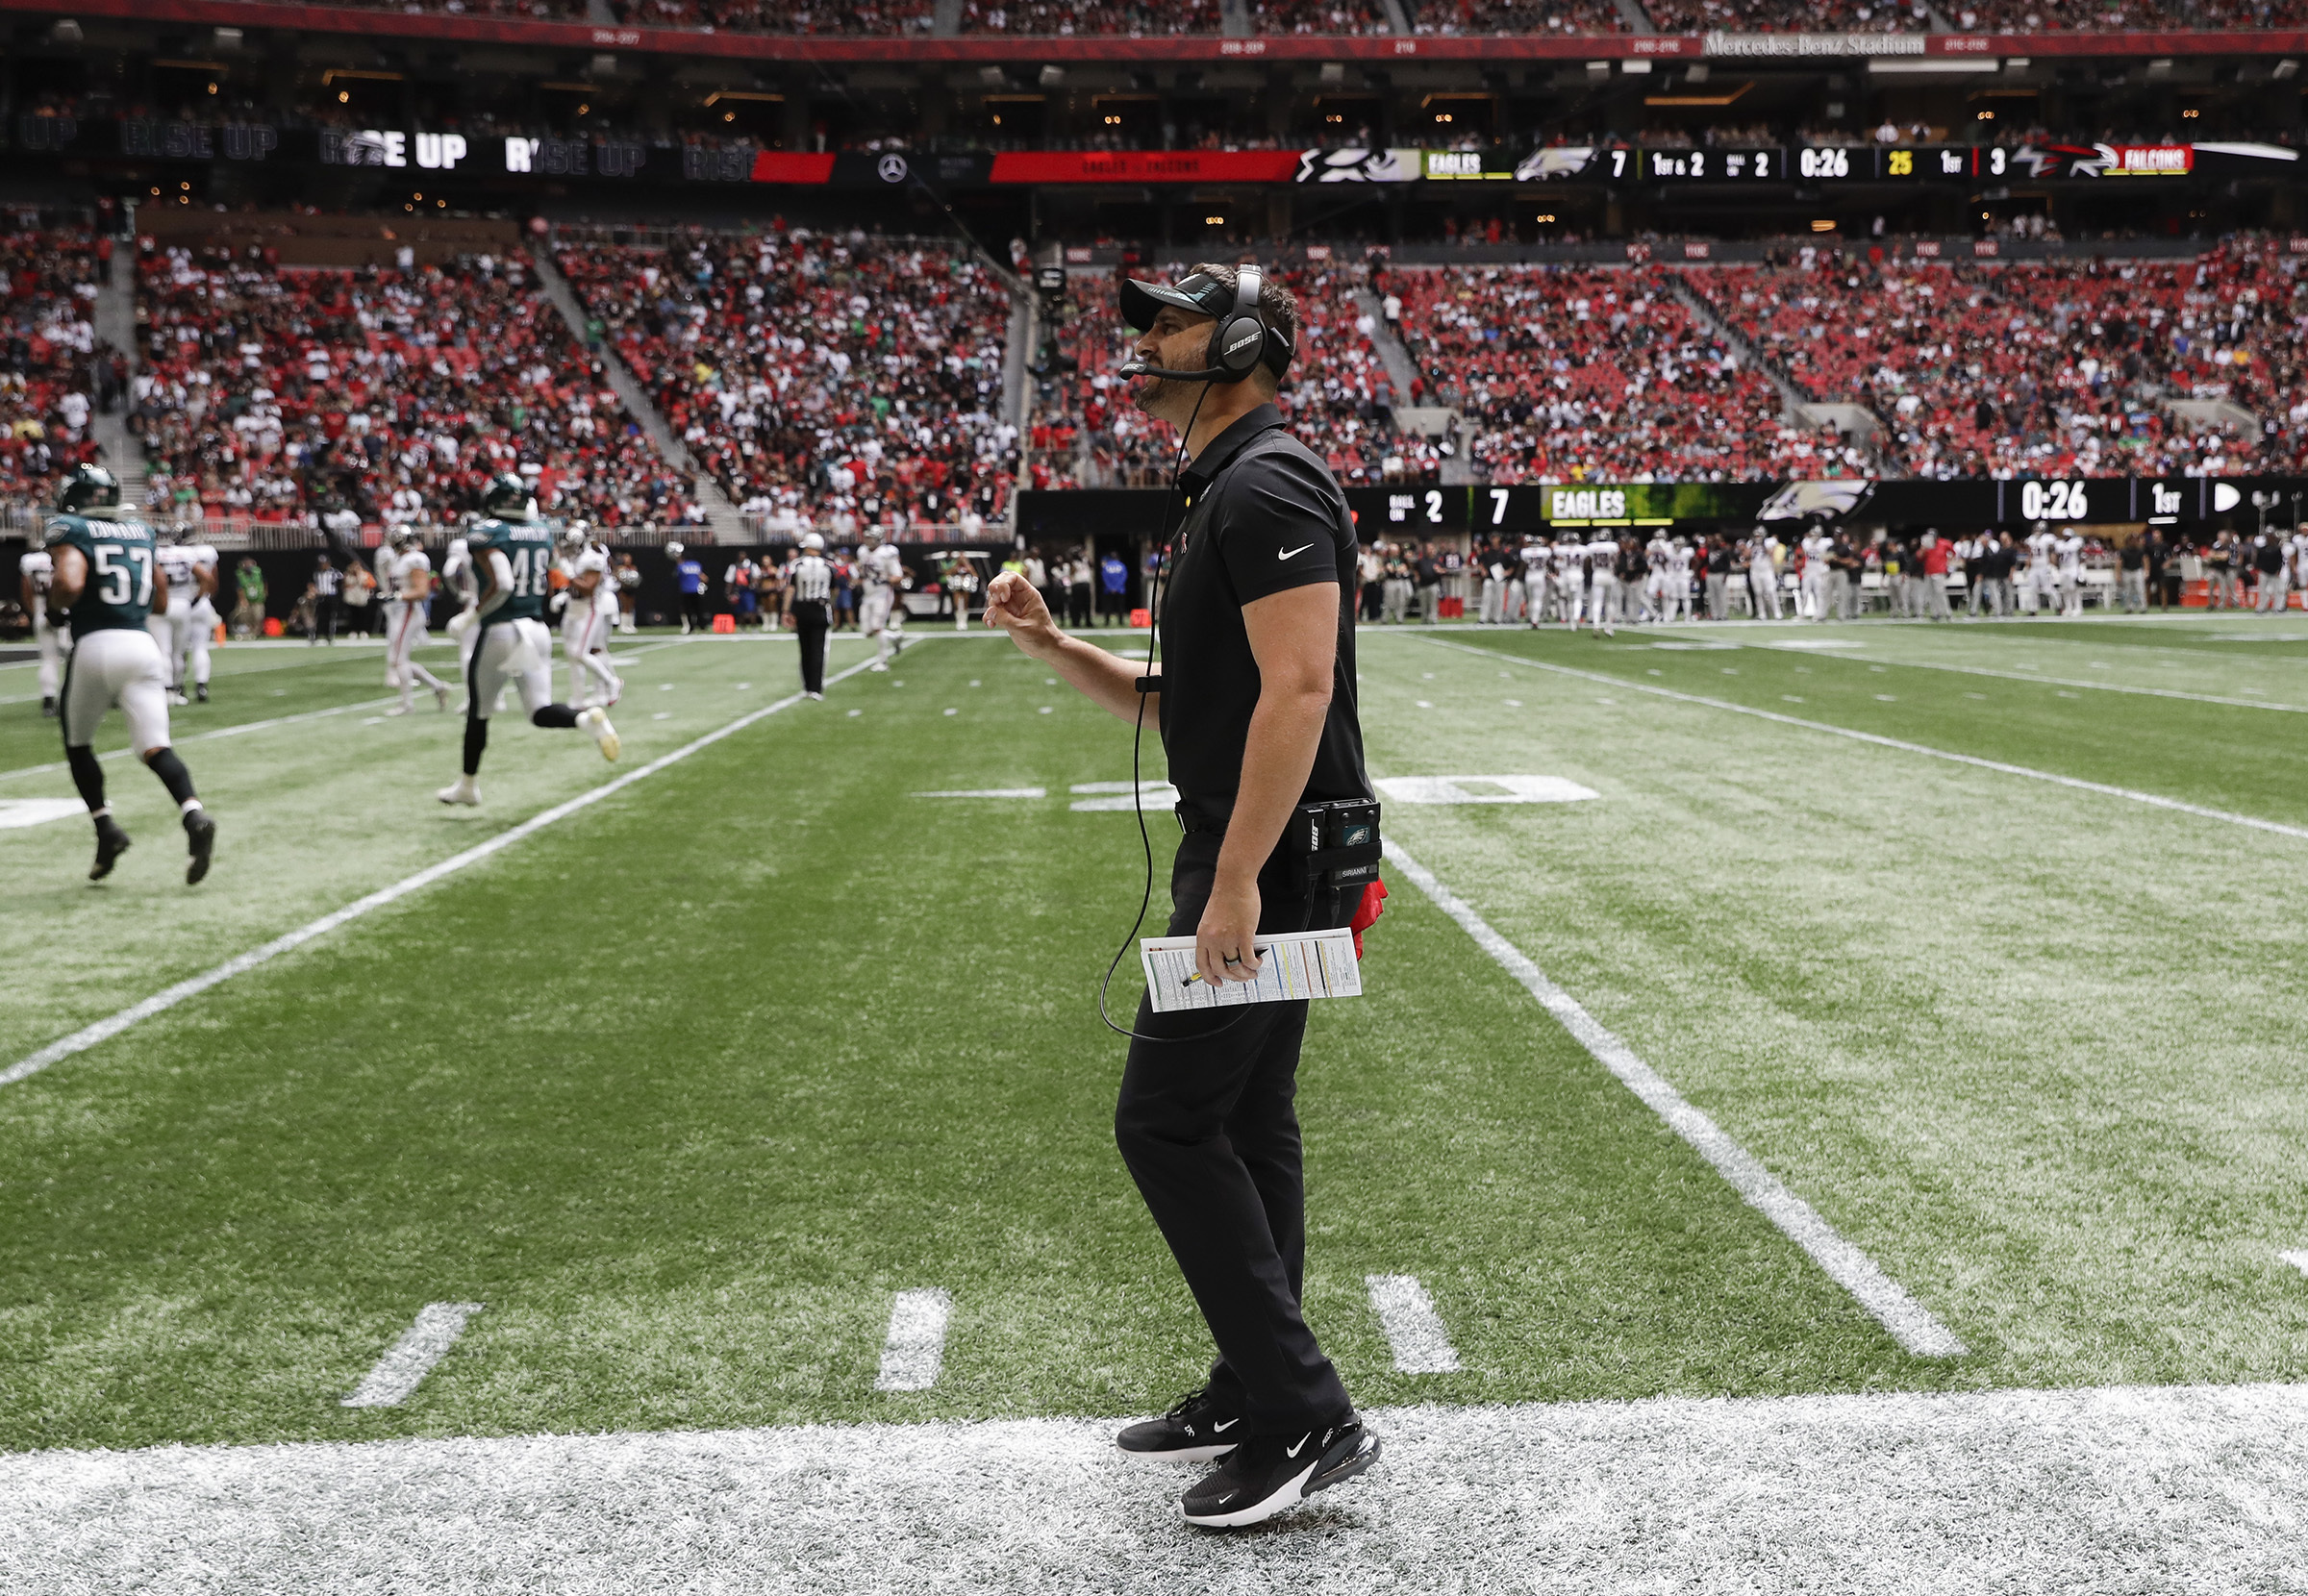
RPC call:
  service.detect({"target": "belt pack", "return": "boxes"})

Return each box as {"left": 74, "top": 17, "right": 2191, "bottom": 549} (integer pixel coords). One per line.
{"left": 1177, "top": 797, "right": 1383, "bottom": 897}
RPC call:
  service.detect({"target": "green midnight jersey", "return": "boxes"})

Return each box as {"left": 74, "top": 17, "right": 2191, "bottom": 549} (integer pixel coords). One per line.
{"left": 50, "top": 512, "right": 160, "bottom": 635}
{"left": 469, "top": 516, "right": 556, "bottom": 627}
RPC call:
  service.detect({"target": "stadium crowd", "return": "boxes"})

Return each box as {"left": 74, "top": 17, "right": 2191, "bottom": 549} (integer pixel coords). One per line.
{"left": 1690, "top": 244, "right": 2307, "bottom": 479}
{"left": 0, "top": 230, "right": 117, "bottom": 509}
{"left": 132, "top": 245, "right": 699, "bottom": 527}
{"left": 1030, "top": 263, "right": 1433, "bottom": 489}
{"left": 555, "top": 229, "right": 1016, "bottom": 530}
{"left": 1386, "top": 263, "right": 1869, "bottom": 483}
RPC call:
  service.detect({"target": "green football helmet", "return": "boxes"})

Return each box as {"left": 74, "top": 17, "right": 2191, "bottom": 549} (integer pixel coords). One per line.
{"left": 54, "top": 462, "right": 121, "bottom": 517}
{"left": 480, "top": 471, "right": 539, "bottom": 524}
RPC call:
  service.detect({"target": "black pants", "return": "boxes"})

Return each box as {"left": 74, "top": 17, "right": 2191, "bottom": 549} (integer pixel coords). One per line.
{"left": 1361, "top": 581, "right": 1382, "bottom": 623}
{"left": 683, "top": 591, "right": 707, "bottom": 631}
{"left": 1068, "top": 583, "right": 1093, "bottom": 628}
{"left": 314, "top": 595, "right": 339, "bottom": 642}
{"left": 1114, "top": 830, "right": 1356, "bottom": 1436}
{"left": 793, "top": 599, "right": 828, "bottom": 694}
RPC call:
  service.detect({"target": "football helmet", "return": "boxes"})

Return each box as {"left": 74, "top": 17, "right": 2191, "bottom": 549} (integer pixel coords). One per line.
{"left": 480, "top": 472, "right": 539, "bottom": 523}
{"left": 800, "top": 532, "right": 825, "bottom": 552}
{"left": 54, "top": 462, "right": 120, "bottom": 517}
{"left": 665, "top": 540, "right": 686, "bottom": 561}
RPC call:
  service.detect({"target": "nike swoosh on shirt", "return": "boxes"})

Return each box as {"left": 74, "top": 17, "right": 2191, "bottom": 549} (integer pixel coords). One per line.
{"left": 1277, "top": 543, "right": 1317, "bottom": 561}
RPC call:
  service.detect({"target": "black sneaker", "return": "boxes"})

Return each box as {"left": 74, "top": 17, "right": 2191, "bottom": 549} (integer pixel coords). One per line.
{"left": 1116, "top": 1385, "right": 1242, "bottom": 1463}
{"left": 184, "top": 810, "right": 215, "bottom": 885}
{"left": 1179, "top": 1418, "right": 1380, "bottom": 1531}
{"left": 195, "top": 684, "right": 209, "bottom": 703}
{"left": 40, "top": 695, "right": 56, "bottom": 717}
{"left": 89, "top": 817, "right": 131, "bottom": 882}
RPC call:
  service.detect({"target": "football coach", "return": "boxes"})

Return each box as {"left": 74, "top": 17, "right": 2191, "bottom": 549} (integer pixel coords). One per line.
{"left": 982, "top": 262, "right": 1381, "bottom": 1530}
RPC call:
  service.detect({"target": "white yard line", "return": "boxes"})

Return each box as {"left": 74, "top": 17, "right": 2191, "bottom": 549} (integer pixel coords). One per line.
{"left": 3, "top": 1384, "right": 2302, "bottom": 1591}
{"left": 0, "top": 693, "right": 405, "bottom": 783}
{"left": 339, "top": 1303, "right": 485, "bottom": 1409}
{"left": 1821, "top": 651, "right": 2308, "bottom": 713}
{"left": 0, "top": 653, "right": 881, "bottom": 1089}
{"left": 1364, "top": 1274, "right": 1463, "bottom": 1374}
{"left": 1420, "top": 637, "right": 2308, "bottom": 843}
{"left": 1383, "top": 840, "right": 1966, "bottom": 1359}
{"left": 873, "top": 1289, "right": 953, "bottom": 1392}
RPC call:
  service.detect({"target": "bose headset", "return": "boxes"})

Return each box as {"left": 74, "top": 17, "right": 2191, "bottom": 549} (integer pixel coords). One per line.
{"left": 1098, "top": 262, "right": 1295, "bottom": 1045}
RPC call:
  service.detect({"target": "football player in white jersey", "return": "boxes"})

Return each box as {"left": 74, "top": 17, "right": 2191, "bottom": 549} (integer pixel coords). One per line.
{"left": 1754, "top": 533, "right": 1788, "bottom": 621}
{"left": 2020, "top": 524, "right": 2059, "bottom": 615}
{"left": 149, "top": 528, "right": 209, "bottom": 705}
{"left": 381, "top": 530, "right": 453, "bottom": 715}
{"left": 18, "top": 539, "right": 64, "bottom": 715}
{"left": 1519, "top": 536, "right": 1550, "bottom": 630}
{"left": 1664, "top": 536, "right": 1694, "bottom": 624}
{"left": 1550, "top": 537, "right": 1578, "bottom": 627}
{"left": 1583, "top": 536, "right": 1621, "bottom": 636}
{"left": 178, "top": 535, "right": 220, "bottom": 701}
{"left": 1799, "top": 527, "right": 1834, "bottom": 623}
{"left": 439, "top": 530, "right": 483, "bottom": 705}
{"left": 554, "top": 523, "right": 623, "bottom": 709}
{"left": 1643, "top": 533, "right": 1672, "bottom": 624}
{"left": 858, "top": 525, "right": 909, "bottom": 670}
{"left": 2055, "top": 528, "right": 2087, "bottom": 617}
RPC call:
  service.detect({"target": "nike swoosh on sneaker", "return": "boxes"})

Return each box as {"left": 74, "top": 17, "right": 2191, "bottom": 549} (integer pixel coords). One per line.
{"left": 1212, "top": 1418, "right": 1240, "bottom": 1433}
{"left": 1277, "top": 543, "right": 1317, "bottom": 561}
{"left": 1285, "top": 1434, "right": 1310, "bottom": 1458}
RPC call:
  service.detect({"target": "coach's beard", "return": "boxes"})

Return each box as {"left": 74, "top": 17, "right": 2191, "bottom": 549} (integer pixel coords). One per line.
{"left": 1130, "top": 370, "right": 1192, "bottom": 427}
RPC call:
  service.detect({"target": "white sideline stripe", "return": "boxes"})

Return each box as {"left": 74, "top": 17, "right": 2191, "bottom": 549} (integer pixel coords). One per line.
{"left": 1420, "top": 636, "right": 2308, "bottom": 843}
{"left": 2281, "top": 1250, "right": 2308, "bottom": 1277}
{"left": 0, "top": 653, "right": 880, "bottom": 1089}
{"left": 911, "top": 787, "right": 1046, "bottom": 799}
{"left": 7, "top": 1384, "right": 2303, "bottom": 1591}
{"left": 1382, "top": 840, "right": 1966, "bottom": 1359}
{"left": 1823, "top": 651, "right": 2308, "bottom": 714}
{"left": 873, "top": 1288, "right": 952, "bottom": 1392}
{"left": 1365, "top": 1274, "right": 1463, "bottom": 1374}
{"left": 339, "top": 1303, "right": 485, "bottom": 1409}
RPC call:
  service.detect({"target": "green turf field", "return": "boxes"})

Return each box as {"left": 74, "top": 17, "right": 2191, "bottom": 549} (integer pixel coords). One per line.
{"left": 2, "top": 614, "right": 2305, "bottom": 1457}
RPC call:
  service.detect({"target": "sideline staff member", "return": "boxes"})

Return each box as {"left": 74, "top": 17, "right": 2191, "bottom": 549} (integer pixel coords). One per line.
{"left": 984, "top": 262, "right": 1380, "bottom": 1530}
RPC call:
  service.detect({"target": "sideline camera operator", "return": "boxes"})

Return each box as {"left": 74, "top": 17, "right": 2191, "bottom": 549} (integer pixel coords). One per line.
{"left": 983, "top": 262, "right": 1381, "bottom": 1531}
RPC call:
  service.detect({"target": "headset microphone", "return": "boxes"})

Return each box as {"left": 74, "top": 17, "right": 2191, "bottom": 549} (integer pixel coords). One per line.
{"left": 1118, "top": 360, "right": 1225, "bottom": 382}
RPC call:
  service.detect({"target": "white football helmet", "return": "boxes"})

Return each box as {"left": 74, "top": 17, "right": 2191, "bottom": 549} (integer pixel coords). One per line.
{"left": 665, "top": 539, "right": 686, "bottom": 561}
{"left": 800, "top": 532, "right": 825, "bottom": 552}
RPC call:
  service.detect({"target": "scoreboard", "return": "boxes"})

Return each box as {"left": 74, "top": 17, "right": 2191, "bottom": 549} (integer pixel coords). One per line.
{"left": 1639, "top": 145, "right": 1991, "bottom": 182}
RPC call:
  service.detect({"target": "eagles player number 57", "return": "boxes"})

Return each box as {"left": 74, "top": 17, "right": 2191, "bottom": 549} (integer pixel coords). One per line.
{"left": 41, "top": 464, "right": 217, "bottom": 884}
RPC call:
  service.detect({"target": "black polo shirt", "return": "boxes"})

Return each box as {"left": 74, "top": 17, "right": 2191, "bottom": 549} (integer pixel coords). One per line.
{"left": 1157, "top": 403, "right": 1371, "bottom": 818}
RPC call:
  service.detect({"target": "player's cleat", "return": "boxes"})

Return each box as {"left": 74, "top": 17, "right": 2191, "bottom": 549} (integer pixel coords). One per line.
{"left": 40, "top": 695, "right": 56, "bottom": 716}
{"left": 806, "top": 691, "right": 824, "bottom": 701}
{"left": 437, "top": 777, "right": 481, "bottom": 806}
{"left": 1179, "top": 1419, "right": 1380, "bottom": 1531}
{"left": 434, "top": 683, "right": 451, "bottom": 712}
{"left": 167, "top": 689, "right": 188, "bottom": 706}
{"left": 183, "top": 809, "right": 215, "bottom": 885}
{"left": 89, "top": 817, "right": 132, "bottom": 882}
{"left": 867, "top": 661, "right": 889, "bottom": 672}
{"left": 195, "top": 684, "right": 209, "bottom": 704}
{"left": 387, "top": 704, "right": 413, "bottom": 716}
{"left": 580, "top": 706, "right": 620, "bottom": 761}
{"left": 1116, "top": 1385, "right": 1242, "bottom": 1463}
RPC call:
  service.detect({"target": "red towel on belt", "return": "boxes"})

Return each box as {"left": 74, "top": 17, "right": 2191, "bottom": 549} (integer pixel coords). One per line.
{"left": 1349, "top": 878, "right": 1388, "bottom": 959}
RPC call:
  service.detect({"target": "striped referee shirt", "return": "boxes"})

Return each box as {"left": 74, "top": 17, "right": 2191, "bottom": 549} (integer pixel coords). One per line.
{"left": 790, "top": 554, "right": 833, "bottom": 605}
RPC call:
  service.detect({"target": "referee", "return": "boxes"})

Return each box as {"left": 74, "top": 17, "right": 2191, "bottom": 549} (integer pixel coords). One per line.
{"left": 983, "top": 262, "right": 1380, "bottom": 1530}
{"left": 789, "top": 532, "right": 833, "bottom": 699}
